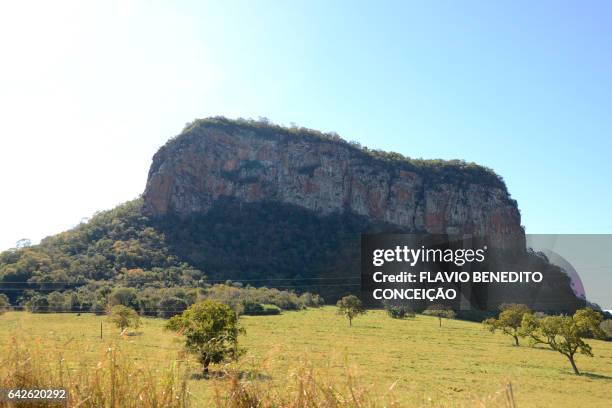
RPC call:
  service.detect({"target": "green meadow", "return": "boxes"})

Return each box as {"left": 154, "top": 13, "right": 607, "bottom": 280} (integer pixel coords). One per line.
{"left": 1, "top": 307, "right": 611, "bottom": 407}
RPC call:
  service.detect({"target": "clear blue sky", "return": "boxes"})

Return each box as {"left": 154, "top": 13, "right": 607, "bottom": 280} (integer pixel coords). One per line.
{"left": 1, "top": 0, "right": 611, "bottom": 251}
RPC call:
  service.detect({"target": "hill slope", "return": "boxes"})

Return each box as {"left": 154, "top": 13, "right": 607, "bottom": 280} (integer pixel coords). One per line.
{"left": 0, "top": 118, "right": 583, "bottom": 310}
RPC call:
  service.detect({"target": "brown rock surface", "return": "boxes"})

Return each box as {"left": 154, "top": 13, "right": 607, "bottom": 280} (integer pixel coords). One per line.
{"left": 143, "top": 118, "right": 524, "bottom": 249}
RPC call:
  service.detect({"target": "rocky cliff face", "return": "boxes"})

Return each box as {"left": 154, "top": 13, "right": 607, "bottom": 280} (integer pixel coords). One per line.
{"left": 143, "top": 118, "right": 524, "bottom": 248}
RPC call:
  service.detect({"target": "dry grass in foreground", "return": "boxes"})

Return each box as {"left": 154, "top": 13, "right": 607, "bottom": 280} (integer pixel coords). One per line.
{"left": 0, "top": 336, "right": 517, "bottom": 408}
{"left": 0, "top": 336, "right": 189, "bottom": 408}
{"left": 215, "top": 364, "right": 518, "bottom": 408}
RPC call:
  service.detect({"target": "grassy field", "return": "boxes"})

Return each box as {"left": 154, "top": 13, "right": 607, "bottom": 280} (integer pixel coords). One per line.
{"left": 1, "top": 308, "right": 611, "bottom": 407}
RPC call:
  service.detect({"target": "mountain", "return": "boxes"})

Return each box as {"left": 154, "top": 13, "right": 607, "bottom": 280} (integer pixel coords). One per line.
{"left": 143, "top": 117, "right": 524, "bottom": 250}
{"left": 0, "top": 117, "right": 584, "bottom": 312}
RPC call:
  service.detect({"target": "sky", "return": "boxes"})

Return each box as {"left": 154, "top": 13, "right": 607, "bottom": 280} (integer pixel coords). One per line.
{"left": 0, "top": 1, "right": 611, "bottom": 305}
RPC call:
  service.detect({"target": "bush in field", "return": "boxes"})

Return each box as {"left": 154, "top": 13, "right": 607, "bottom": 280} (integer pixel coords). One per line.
{"left": 241, "top": 299, "right": 264, "bottom": 315}
{"left": 157, "top": 296, "right": 189, "bottom": 318}
{"left": 336, "top": 295, "right": 366, "bottom": 326}
{"left": 383, "top": 302, "right": 415, "bottom": 319}
{"left": 203, "top": 284, "right": 245, "bottom": 314}
{"left": 0, "top": 293, "right": 10, "bottom": 313}
{"left": 108, "top": 287, "right": 140, "bottom": 309}
{"left": 241, "top": 300, "right": 281, "bottom": 315}
{"left": 521, "top": 308, "right": 606, "bottom": 375}
{"left": 166, "top": 300, "right": 244, "bottom": 375}
{"left": 601, "top": 320, "right": 612, "bottom": 339}
{"left": 483, "top": 303, "right": 531, "bottom": 346}
{"left": 297, "top": 292, "right": 325, "bottom": 308}
{"left": 423, "top": 304, "right": 456, "bottom": 327}
{"left": 47, "top": 291, "right": 67, "bottom": 312}
{"left": 25, "top": 294, "right": 49, "bottom": 313}
{"left": 260, "top": 304, "right": 281, "bottom": 315}
{"left": 93, "top": 300, "right": 108, "bottom": 315}
{"left": 107, "top": 305, "right": 141, "bottom": 333}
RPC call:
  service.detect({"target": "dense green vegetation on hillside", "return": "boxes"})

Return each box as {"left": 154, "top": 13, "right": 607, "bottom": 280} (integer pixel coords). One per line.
{"left": 0, "top": 199, "right": 193, "bottom": 288}
{"left": 0, "top": 199, "right": 332, "bottom": 313}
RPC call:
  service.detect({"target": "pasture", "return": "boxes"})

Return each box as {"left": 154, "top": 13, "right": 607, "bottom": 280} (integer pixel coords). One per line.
{"left": 1, "top": 307, "right": 611, "bottom": 407}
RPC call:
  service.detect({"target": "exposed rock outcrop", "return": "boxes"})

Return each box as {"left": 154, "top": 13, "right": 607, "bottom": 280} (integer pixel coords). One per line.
{"left": 144, "top": 118, "right": 524, "bottom": 249}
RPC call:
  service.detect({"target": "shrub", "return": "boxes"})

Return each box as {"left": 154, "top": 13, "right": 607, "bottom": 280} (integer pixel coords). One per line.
{"left": 107, "top": 305, "right": 141, "bottom": 333}
{"left": 157, "top": 296, "right": 189, "bottom": 318}
{"left": 601, "top": 320, "right": 612, "bottom": 340}
{"left": 260, "top": 304, "right": 281, "bottom": 315}
{"left": 203, "top": 285, "right": 245, "bottom": 314}
{"left": 25, "top": 294, "right": 49, "bottom": 313}
{"left": 47, "top": 291, "right": 67, "bottom": 312}
{"left": 242, "top": 300, "right": 264, "bottom": 315}
{"left": 108, "top": 287, "right": 140, "bottom": 309}
{"left": 92, "top": 300, "right": 107, "bottom": 315}
{"left": 383, "top": 302, "right": 415, "bottom": 319}
{"left": 0, "top": 293, "right": 10, "bottom": 313}
{"left": 298, "top": 292, "right": 325, "bottom": 308}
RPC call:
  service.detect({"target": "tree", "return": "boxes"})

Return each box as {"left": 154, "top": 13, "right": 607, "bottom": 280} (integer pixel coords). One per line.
{"left": 165, "top": 300, "right": 244, "bottom": 375}
{"left": 601, "top": 320, "right": 612, "bottom": 340}
{"left": 15, "top": 238, "right": 31, "bottom": 249}
{"left": 107, "top": 305, "right": 141, "bottom": 333}
{"left": 520, "top": 308, "right": 605, "bottom": 375}
{"left": 242, "top": 299, "right": 265, "bottom": 315}
{"left": 483, "top": 303, "right": 531, "bottom": 346}
{"left": 157, "top": 296, "right": 189, "bottom": 318}
{"left": 336, "top": 295, "right": 366, "bottom": 326}
{"left": 47, "top": 291, "right": 67, "bottom": 312}
{"left": 107, "top": 287, "right": 139, "bottom": 310}
{"left": 423, "top": 304, "right": 456, "bottom": 327}
{"left": 0, "top": 293, "right": 10, "bottom": 313}
{"left": 25, "top": 294, "right": 49, "bottom": 313}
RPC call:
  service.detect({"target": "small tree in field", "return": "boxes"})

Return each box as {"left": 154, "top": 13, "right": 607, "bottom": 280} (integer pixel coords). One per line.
{"left": 521, "top": 308, "right": 605, "bottom": 375}
{"left": 107, "top": 305, "right": 141, "bottom": 333}
{"left": 423, "top": 304, "right": 456, "bottom": 327}
{"left": 336, "top": 295, "right": 366, "bottom": 326}
{"left": 165, "top": 300, "right": 244, "bottom": 375}
{"left": 483, "top": 303, "right": 531, "bottom": 346}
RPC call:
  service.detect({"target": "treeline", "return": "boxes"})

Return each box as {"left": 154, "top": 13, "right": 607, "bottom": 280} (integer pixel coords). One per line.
{"left": 5, "top": 283, "right": 324, "bottom": 317}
